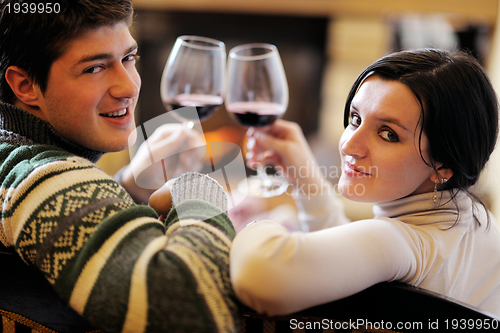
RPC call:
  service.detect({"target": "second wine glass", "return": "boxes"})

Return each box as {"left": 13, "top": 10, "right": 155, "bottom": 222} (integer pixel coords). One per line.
{"left": 161, "top": 35, "right": 226, "bottom": 124}
{"left": 225, "top": 43, "right": 289, "bottom": 198}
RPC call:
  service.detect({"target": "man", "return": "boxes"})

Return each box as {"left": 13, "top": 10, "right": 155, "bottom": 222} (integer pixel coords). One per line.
{"left": 0, "top": 1, "right": 239, "bottom": 332}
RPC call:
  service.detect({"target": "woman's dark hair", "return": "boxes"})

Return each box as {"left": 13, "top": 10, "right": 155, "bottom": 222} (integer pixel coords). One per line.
{"left": 344, "top": 49, "right": 498, "bottom": 199}
{"left": 0, "top": 0, "right": 134, "bottom": 104}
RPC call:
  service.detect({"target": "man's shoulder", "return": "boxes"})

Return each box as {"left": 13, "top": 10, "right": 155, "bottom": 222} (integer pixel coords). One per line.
{"left": 0, "top": 141, "right": 76, "bottom": 162}
{"left": 0, "top": 142, "right": 102, "bottom": 189}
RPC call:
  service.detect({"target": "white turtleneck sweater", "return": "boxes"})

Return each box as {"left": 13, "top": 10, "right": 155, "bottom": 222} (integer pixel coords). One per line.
{"left": 230, "top": 183, "right": 500, "bottom": 317}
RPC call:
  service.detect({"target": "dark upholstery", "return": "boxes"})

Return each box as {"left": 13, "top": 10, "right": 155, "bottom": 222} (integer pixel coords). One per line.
{"left": 241, "top": 282, "right": 500, "bottom": 333}
{"left": 0, "top": 246, "right": 100, "bottom": 333}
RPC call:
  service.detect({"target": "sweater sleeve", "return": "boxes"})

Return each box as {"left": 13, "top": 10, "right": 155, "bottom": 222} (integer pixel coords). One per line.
{"left": 170, "top": 172, "right": 228, "bottom": 212}
{"left": 230, "top": 218, "right": 416, "bottom": 316}
{"left": 1, "top": 153, "right": 240, "bottom": 333}
{"left": 292, "top": 180, "right": 350, "bottom": 231}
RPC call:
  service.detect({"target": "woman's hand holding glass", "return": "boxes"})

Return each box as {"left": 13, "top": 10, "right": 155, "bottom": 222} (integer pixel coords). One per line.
{"left": 246, "top": 119, "right": 327, "bottom": 193}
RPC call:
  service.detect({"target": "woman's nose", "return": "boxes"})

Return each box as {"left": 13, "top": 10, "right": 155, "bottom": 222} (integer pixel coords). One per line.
{"left": 340, "top": 127, "right": 368, "bottom": 158}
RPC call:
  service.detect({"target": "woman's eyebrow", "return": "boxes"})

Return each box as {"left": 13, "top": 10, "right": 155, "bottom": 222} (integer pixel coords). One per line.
{"left": 376, "top": 115, "right": 409, "bottom": 131}
{"left": 351, "top": 105, "right": 409, "bottom": 131}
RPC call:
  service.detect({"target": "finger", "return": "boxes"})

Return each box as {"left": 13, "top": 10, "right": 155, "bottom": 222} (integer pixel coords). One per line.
{"left": 246, "top": 127, "right": 256, "bottom": 137}
{"left": 246, "top": 152, "right": 258, "bottom": 169}
{"left": 149, "top": 123, "right": 185, "bottom": 141}
{"left": 184, "top": 129, "right": 205, "bottom": 148}
{"left": 149, "top": 183, "right": 173, "bottom": 216}
{"left": 149, "top": 129, "right": 188, "bottom": 161}
{"left": 246, "top": 150, "right": 284, "bottom": 173}
{"left": 246, "top": 136, "right": 256, "bottom": 152}
{"left": 255, "top": 151, "right": 282, "bottom": 168}
{"left": 253, "top": 131, "right": 288, "bottom": 154}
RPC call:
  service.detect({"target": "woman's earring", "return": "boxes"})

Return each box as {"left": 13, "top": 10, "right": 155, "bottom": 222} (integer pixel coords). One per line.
{"left": 432, "top": 178, "right": 448, "bottom": 204}
{"left": 432, "top": 181, "right": 439, "bottom": 204}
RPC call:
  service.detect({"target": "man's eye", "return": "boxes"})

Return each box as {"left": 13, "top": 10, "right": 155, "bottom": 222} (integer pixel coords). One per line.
{"left": 84, "top": 66, "right": 104, "bottom": 74}
{"left": 123, "top": 54, "right": 140, "bottom": 62}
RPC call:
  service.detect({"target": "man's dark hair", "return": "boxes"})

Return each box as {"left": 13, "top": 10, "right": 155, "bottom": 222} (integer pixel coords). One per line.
{"left": 0, "top": 0, "right": 134, "bottom": 103}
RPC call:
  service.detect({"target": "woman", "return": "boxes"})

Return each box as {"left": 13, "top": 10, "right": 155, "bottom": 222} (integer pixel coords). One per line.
{"left": 229, "top": 49, "right": 500, "bottom": 317}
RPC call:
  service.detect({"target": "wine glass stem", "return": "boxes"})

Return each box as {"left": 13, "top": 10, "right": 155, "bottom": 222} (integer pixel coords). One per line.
{"left": 256, "top": 163, "right": 271, "bottom": 184}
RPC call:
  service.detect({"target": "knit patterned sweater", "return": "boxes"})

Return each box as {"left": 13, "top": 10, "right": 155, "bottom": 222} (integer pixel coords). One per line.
{"left": 0, "top": 102, "right": 240, "bottom": 332}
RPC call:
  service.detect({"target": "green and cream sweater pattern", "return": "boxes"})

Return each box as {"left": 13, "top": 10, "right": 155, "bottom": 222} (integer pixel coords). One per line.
{"left": 0, "top": 103, "right": 240, "bottom": 332}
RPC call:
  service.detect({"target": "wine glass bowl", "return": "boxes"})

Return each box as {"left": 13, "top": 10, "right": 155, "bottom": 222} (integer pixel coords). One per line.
{"left": 161, "top": 35, "right": 226, "bottom": 122}
{"left": 225, "top": 43, "right": 288, "bottom": 126}
{"left": 225, "top": 43, "right": 289, "bottom": 198}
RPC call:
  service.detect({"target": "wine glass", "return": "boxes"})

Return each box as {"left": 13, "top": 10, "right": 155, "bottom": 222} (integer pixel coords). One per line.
{"left": 160, "top": 35, "right": 226, "bottom": 125}
{"left": 225, "top": 43, "right": 289, "bottom": 198}
{"left": 157, "top": 35, "right": 225, "bottom": 179}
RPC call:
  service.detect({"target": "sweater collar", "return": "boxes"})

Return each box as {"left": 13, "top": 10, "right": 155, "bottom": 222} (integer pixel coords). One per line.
{"left": 0, "top": 102, "right": 104, "bottom": 163}
{"left": 372, "top": 190, "right": 472, "bottom": 226}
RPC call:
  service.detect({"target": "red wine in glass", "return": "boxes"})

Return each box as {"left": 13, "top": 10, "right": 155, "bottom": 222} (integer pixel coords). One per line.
{"left": 226, "top": 101, "right": 285, "bottom": 127}
{"left": 165, "top": 94, "right": 223, "bottom": 121}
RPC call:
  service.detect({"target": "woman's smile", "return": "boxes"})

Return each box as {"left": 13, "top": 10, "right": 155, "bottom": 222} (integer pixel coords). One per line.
{"left": 343, "top": 161, "right": 372, "bottom": 178}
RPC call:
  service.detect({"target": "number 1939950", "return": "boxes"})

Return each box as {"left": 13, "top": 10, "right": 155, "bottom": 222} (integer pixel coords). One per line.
{"left": 6, "top": 2, "right": 60, "bottom": 14}
{"left": 444, "top": 318, "right": 499, "bottom": 330}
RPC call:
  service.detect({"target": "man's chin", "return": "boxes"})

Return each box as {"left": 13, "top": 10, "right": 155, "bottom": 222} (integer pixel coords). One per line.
{"left": 98, "top": 142, "right": 130, "bottom": 153}
{"left": 79, "top": 138, "right": 130, "bottom": 153}
{"left": 86, "top": 127, "right": 135, "bottom": 153}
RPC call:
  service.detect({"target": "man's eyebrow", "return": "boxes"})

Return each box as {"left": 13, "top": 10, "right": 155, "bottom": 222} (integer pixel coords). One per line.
{"left": 75, "top": 44, "right": 138, "bottom": 65}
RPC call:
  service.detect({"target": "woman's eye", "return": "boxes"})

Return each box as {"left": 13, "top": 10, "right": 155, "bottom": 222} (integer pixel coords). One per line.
{"left": 379, "top": 129, "right": 399, "bottom": 142}
{"left": 350, "top": 114, "right": 361, "bottom": 127}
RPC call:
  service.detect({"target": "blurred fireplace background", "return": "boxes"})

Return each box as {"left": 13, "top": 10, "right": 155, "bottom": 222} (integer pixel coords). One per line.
{"left": 98, "top": 1, "right": 500, "bottom": 222}
{"left": 133, "top": 10, "right": 491, "bottom": 130}
{"left": 132, "top": 10, "right": 328, "bottom": 143}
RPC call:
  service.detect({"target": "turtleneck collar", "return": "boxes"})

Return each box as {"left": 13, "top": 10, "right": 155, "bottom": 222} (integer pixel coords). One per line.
{"left": 0, "top": 102, "right": 105, "bottom": 163}
{"left": 372, "top": 190, "right": 473, "bottom": 226}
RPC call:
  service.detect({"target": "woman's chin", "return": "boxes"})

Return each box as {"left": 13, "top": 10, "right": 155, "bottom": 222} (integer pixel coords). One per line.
{"left": 338, "top": 182, "right": 369, "bottom": 202}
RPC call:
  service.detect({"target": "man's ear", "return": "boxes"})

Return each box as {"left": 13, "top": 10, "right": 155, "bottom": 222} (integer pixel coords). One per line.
{"left": 5, "top": 66, "right": 41, "bottom": 107}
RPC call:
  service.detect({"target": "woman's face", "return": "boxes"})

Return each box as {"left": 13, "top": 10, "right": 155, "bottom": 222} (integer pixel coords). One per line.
{"left": 338, "top": 75, "right": 436, "bottom": 203}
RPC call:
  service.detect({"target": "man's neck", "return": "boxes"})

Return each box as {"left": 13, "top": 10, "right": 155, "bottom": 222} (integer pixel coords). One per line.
{"left": 0, "top": 102, "right": 105, "bottom": 163}
{"left": 13, "top": 99, "right": 47, "bottom": 121}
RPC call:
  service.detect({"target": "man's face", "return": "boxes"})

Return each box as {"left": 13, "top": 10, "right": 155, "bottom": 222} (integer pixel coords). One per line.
{"left": 34, "top": 22, "right": 141, "bottom": 152}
